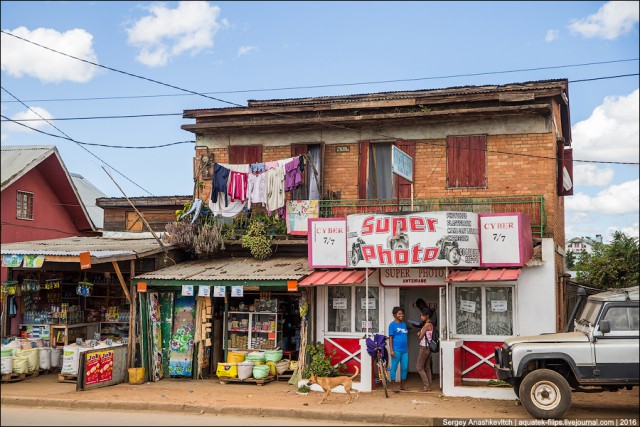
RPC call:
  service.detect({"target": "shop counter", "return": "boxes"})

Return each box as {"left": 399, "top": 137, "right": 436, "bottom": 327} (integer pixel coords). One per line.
{"left": 50, "top": 322, "right": 100, "bottom": 348}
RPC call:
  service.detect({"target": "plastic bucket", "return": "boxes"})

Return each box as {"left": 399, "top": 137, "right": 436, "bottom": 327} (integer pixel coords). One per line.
{"left": 227, "top": 351, "right": 246, "bottom": 364}
{"left": 128, "top": 367, "right": 145, "bottom": 384}
{"left": 237, "top": 361, "right": 255, "bottom": 380}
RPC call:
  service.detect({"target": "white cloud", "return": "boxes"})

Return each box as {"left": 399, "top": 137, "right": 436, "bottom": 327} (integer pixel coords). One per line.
{"left": 1, "top": 27, "right": 100, "bottom": 83}
{"left": 573, "top": 164, "right": 614, "bottom": 186}
{"left": 605, "top": 223, "right": 639, "bottom": 241}
{"left": 569, "top": 1, "right": 639, "bottom": 39}
{"left": 545, "top": 29, "right": 559, "bottom": 42}
{"left": 126, "top": 1, "right": 226, "bottom": 67}
{"left": 571, "top": 89, "right": 639, "bottom": 163}
{"left": 4, "top": 107, "right": 54, "bottom": 133}
{"left": 566, "top": 179, "right": 639, "bottom": 215}
{"left": 237, "top": 45, "right": 257, "bottom": 57}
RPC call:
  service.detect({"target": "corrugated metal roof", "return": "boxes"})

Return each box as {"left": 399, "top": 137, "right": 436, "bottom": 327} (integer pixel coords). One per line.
{"left": 1, "top": 236, "right": 168, "bottom": 259}
{"left": 135, "top": 257, "right": 312, "bottom": 281}
{"left": 70, "top": 173, "right": 107, "bottom": 230}
{"left": 1, "top": 145, "right": 56, "bottom": 190}
{"left": 446, "top": 268, "right": 522, "bottom": 282}
{"left": 299, "top": 269, "right": 374, "bottom": 286}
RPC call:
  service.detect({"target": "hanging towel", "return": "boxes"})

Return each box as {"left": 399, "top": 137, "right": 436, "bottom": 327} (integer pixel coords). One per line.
{"left": 209, "top": 164, "right": 249, "bottom": 218}
{"left": 228, "top": 171, "right": 248, "bottom": 203}
{"left": 264, "top": 160, "right": 279, "bottom": 171}
{"left": 250, "top": 163, "right": 265, "bottom": 173}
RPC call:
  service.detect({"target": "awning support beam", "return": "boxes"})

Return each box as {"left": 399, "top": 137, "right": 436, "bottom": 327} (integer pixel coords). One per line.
{"left": 112, "top": 261, "right": 132, "bottom": 304}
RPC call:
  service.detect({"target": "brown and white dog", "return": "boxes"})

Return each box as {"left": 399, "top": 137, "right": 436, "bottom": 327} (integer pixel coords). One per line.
{"left": 307, "top": 366, "right": 360, "bottom": 404}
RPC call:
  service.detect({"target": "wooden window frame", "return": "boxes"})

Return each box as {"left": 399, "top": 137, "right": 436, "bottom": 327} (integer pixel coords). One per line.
{"left": 16, "top": 190, "right": 34, "bottom": 220}
{"left": 446, "top": 135, "right": 487, "bottom": 189}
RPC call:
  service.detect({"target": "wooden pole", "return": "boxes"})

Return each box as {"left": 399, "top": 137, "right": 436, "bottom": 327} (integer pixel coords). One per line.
{"left": 128, "top": 259, "right": 137, "bottom": 369}
{"left": 111, "top": 261, "right": 131, "bottom": 304}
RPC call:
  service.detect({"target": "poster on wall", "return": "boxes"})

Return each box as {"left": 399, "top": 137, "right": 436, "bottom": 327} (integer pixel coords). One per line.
{"left": 231, "top": 286, "right": 243, "bottom": 297}
{"left": 213, "top": 286, "right": 225, "bottom": 298}
{"left": 197, "top": 286, "right": 211, "bottom": 297}
{"left": 99, "top": 350, "right": 114, "bottom": 383}
{"left": 332, "top": 298, "right": 348, "bottom": 310}
{"left": 181, "top": 285, "right": 194, "bottom": 296}
{"left": 286, "top": 200, "right": 319, "bottom": 235}
{"left": 308, "top": 218, "right": 347, "bottom": 268}
{"left": 22, "top": 255, "right": 45, "bottom": 268}
{"left": 346, "top": 212, "right": 479, "bottom": 268}
{"left": 85, "top": 351, "right": 101, "bottom": 386}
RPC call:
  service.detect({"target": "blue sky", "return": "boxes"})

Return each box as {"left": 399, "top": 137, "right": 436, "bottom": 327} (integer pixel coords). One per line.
{"left": 1, "top": 1, "right": 638, "bottom": 241}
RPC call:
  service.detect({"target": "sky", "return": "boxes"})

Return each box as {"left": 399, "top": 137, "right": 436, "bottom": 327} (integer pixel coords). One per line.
{"left": 1, "top": 1, "right": 638, "bottom": 242}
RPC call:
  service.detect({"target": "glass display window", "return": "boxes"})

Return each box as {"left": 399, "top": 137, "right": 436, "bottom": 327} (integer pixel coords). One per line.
{"left": 327, "top": 285, "right": 380, "bottom": 334}
{"left": 453, "top": 284, "right": 515, "bottom": 338}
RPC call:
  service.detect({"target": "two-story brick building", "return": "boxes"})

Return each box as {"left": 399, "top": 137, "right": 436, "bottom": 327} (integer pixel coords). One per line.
{"left": 174, "top": 79, "right": 573, "bottom": 397}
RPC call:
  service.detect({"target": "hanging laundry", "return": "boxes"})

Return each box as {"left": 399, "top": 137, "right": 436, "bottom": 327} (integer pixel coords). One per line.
{"left": 299, "top": 154, "right": 305, "bottom": 173}
{"left": 209, "top": 164, "right": 248, "bottom": 218}
{"left": 178, "top": 199, "right": 203, "bottom": 224}
{"left": 211, "top": 163, "right": 231, "bottom": 207}
{"left": 228, "top": 171, "right": 248, "bottom": 203}
{"left": 278, "top": 156, "right": 296, "bottom": 168}
{"left": 285, "top": 156, "right": 303, "bottom": 191}
{"left": 265, "top": 166, "right": 286, "bottom": 213}
{"left": 247, "top": 171, "right": 266, "bottom": 209}
{"left": 264, "top": 160, "right": 279, "bottom": 171}
{"left": 250, "top": 163, "right": 265, "bottom": 173}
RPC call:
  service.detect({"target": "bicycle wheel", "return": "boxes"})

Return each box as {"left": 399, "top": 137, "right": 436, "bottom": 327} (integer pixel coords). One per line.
{"left": 377, "top": 359, "right": 389, "bottom": 398}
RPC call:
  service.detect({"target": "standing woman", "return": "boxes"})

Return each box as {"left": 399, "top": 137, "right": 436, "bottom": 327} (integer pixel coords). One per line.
{"left": 416, "top": 307, "right": 433, "bottom": 391}
{"left": 388, "top": 306, "right": 410, "bottom": 392}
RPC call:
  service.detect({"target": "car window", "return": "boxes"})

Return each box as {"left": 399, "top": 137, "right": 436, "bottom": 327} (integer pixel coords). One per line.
{"left": 602, "top": 306, "right": 638, "bottom": 331}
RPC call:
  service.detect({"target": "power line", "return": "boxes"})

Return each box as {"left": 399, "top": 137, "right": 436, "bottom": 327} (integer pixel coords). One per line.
{"left": 3, "top": 73, "right": 638, "bottom": 123}
{"left": 1, "top": 116, "right": 194, "bottom": 149}
{"left": 1, "top": 221, "right": 81, "bottom": 236}
{"left": 0, "top": 54, "right": 637, "bottom": 104}
{"left": 3, "top": 31, "right": 638, "bottom": 167}
{"left": 1, "top": 86, "right": 155, "bottom": 195}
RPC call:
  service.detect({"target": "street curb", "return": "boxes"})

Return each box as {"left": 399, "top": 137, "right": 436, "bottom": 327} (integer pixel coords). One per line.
{"left": 1, "top": 396, "right": 431, "bottom": 426}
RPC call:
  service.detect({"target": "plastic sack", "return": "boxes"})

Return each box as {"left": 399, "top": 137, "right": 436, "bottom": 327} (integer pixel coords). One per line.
{"left": 1, "top": 347, "right": 13, "bottom": 358}
{"left": 39, "top": 347, "right": 52, "bottom": 370}
{"left": 61, "top": 346, "right": 81, "bottom": 375}
{"left": 1, "top": 356, "right": 13, "bottom": 374}
{"left": 237, "top": 361, "right": 255, "bottom": 380}
{"left": 13, "top": 356, "right": 28, "bottom": 374}
{"left": 50, "top": 348, "right": 62, "bottom": 368}
{"left": 29, "top": 338, "right": 45, "bottom": 348}
{"left": 252, "top": 364, "right": 269, "bottom": 379}
{"left": 17, "top": 348, "right": 39, "bottom": 372}
{"left": 6, "top": 340, "right": 21, "bottom": 356}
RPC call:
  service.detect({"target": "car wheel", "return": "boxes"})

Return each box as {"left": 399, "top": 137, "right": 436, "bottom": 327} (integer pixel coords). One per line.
{"left": 519, "top": 369, "right": 572, "bottom": 419}
{"left": 447, "top": 247, "right": 461, "bottom": 265}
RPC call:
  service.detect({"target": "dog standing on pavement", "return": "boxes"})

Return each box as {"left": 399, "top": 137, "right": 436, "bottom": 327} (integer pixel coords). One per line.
{"left": 307, "top": 366, "right": 360, "bottom": 404}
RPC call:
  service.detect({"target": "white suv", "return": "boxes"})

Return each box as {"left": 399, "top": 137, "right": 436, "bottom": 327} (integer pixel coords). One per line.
{"left": 494, "top": 286, "right": 639, "bottom": 419}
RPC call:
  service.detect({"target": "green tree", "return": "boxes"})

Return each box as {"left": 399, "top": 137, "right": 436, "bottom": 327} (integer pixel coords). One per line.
{"left": 575, "top": 231, "right": 639, "bottom": 289}
{"left": 565, "top": 250, "right": 576, "bottom": 269}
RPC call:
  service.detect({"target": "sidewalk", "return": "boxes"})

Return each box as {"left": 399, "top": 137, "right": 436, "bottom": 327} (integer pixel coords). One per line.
{"left": 2, "top": 373, "right": 638, "bottom": 425}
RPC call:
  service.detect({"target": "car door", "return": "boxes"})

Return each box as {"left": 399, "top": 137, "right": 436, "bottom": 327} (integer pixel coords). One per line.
{"left": 593, "top": 303, "right": 640, "bottom": 382}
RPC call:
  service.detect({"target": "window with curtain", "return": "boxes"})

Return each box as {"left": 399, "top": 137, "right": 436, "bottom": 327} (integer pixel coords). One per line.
{"left": 367, "top": 143, "right": 394, "bottom": 200}
{"left": 16, "top": 191, "right": 34, "bottom": 220}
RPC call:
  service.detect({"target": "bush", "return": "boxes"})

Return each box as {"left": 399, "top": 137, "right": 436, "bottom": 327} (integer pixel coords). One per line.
{"left": 303, "top": 342, "right": 344, "bottom": 378}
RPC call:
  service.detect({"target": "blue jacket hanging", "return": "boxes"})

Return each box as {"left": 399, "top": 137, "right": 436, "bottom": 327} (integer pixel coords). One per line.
{"left": 211, "top": 163, "right": 231, "bottom": 207}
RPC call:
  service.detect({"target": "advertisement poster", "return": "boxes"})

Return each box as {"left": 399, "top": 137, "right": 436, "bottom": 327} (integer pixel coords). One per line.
{"left": 181, "top": 285, "right": 194, "bottom": 296}
{"left": 231, "top": 286, "right": 243, "bottom": 297}
{"left": 346, "top": 212, "right": 480, "bottom": 268}
{"left": 22, "top": 255, "right": 45, "bottom": 268}
{"left": 197, "top": 286, "right": 211, "bottom": 297}
{"left": 2, "top": 254, "right": 23, "bottom": 267}
{"left": 99, "top": 350, "right": 114, "bottom": 383}
{"left": 85, "top": 351, "right": 101, "bottom": 386}
{"left": 213, "top": 286, "right": 225, "bottom": 298}
{"left": 286, "top": 200, "right": 319, "bottom": 235}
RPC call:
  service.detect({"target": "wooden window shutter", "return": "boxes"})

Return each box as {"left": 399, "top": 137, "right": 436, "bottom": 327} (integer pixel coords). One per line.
{"left": 229, "top": 145, "right": 262, "bottom": 164}
{"left": 447, "top": 135, "right": 486, "bottom": 188}
{"left": 358, "top": 141, "right": 370, "bottom": 199}
{"left": 394, "top": 140, "right": 415, "bottom": 199}
{"left": 561, "top": 147, "right": 574, "bottom": 196}
{"left": 125, "top": 211, "right": 143, "bottom": 232}
{"left": 556, "top": 140, "right": 564, "bottom": 195}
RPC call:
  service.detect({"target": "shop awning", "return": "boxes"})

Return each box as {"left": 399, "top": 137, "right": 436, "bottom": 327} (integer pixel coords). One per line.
{"left": 299, "top": 269, "right": 375, "bottom": 286}
{"left": 446, "top": 268, "right": 522, "bottom": 282}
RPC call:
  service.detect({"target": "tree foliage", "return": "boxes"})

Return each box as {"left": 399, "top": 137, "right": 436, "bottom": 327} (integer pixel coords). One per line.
{"left": 565, "top": 250, "right": 576, "bottom": 269}
{"left": 575, "top": 231, "right": 639, "bottom": 289}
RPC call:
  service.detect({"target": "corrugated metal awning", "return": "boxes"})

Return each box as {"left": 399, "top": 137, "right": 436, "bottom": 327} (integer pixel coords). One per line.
{"left": 299, "top": 269, "right": 374, "bottom": 286}
{"left": 446, "top": 268, "right": 522, "bottom": 282}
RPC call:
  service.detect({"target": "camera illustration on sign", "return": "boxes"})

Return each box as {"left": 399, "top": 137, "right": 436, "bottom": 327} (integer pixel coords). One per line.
{"left": 435, "top": 235, "right": 461, "bottom": 265}
{"left": 350, "top": 237, "right": 366, "bottom": 266}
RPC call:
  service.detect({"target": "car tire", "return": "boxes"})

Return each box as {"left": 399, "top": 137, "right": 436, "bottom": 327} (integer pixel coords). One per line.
{"left": 519, "top": 369, "right": 572, "bottom": 419}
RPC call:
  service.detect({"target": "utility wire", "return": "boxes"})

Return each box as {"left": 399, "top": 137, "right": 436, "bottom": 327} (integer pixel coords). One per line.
{"left": 1, "top": 116, "right": 194, "bottom": 149}
{"left": 1, "top": 86, "right": 155, "bottom": 195}
{"left": 3, "top": 73, "right": 638, "bottom": 123}
{"left": 2, "top": 31, "right": 638, "bottom": 166}
{"left": 0, "top": 53, "right": 636, "bottom": 103}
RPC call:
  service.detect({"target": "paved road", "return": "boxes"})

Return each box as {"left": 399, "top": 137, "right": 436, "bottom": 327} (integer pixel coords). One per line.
{"left": 0, "top": 406, "right": 380, "bottom": 426}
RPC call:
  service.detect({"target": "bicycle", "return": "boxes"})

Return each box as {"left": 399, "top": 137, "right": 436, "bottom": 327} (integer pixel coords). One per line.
{"left": 366, "top": 334, "right": 391, "bottom": 398}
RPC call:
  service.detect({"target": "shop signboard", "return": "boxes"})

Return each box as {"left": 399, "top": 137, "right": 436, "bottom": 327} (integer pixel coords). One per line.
{"left": 379, "top": 267, "right": 446, "bottom": 287}
{"left": 79, "top": 251, "right": 91, "bottom": 270}
{"left": 308, "top": 218, "right": 347, "bottom": 268}
{"left": 391, "top": 145, "right": 413, "bottom": 182}
{"left": 478, "top": 213, "right": 533, "bottom": 267}
{"left": 346, "top": 212, "right": 479, "bottom": 268}
{"left": 22, "top": 255, "right": 45, "bottom": 268}
{"left": 2, "top": 254, "right": 23, "bottom": 267}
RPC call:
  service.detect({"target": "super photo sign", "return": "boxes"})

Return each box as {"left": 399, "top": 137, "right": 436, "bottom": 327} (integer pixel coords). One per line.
{"left": 346, "top": 212, "right": 480, "bottom": 268}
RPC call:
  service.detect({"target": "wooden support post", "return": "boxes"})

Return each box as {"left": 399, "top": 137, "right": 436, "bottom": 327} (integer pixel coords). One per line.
{"left": 128, "top": 259, "right": 137, "bottom": 369}
{"left": 111, "top": 261, "right": 131, "bottom": 304}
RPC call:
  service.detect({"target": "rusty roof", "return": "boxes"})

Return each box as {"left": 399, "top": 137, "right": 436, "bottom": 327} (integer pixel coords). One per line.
{"left": 134, "top": 257, "right": 312, "bottom": 281}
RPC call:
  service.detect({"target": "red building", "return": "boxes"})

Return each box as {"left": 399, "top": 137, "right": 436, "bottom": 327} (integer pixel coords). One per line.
{"left": 1, "top": 145, "right": 99, "bottom": 281}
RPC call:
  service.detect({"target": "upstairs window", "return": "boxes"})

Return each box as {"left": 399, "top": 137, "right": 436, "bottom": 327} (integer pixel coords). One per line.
{"left": 229, "top": 145, "right": 262, "bottom": 165}
{"left": 358, "top": 140, "right": 415, "bottom": 200}
{"left": 16, "top": 191, "right": 34, "bottom": 220}
{"left": 446, "top": 135, "right": 487, "bottom": 188}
